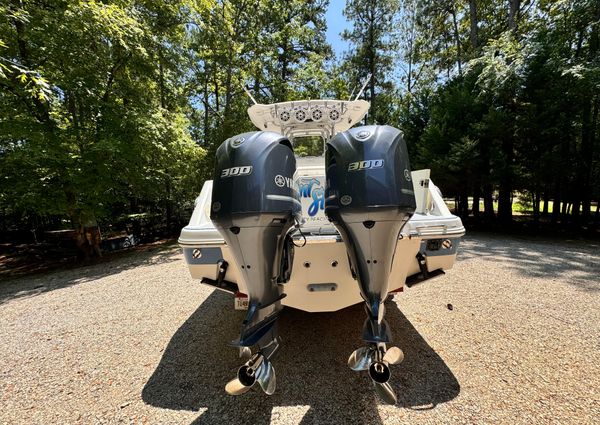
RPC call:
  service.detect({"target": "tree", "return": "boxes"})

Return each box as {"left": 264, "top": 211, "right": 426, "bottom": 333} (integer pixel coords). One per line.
{"left": 341, "top": 0, "right": 399, "bottom": 124}
{"left": 0, "top": 0, "right": 205, "bottom": 256}
{"left": 186, "top": 0, "right": 332, "bottom": 158}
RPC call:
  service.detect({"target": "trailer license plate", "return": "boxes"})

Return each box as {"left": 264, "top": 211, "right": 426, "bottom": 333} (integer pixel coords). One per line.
{"left": 235, "top": 295, "right": 248, "bottom": 310}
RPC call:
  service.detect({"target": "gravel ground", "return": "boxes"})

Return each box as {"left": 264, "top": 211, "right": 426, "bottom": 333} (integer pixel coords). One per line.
{"left": 1, "top": 233, "right": 599, "bottom": 424}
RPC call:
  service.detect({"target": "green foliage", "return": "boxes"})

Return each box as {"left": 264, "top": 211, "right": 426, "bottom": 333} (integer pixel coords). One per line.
{"left": 186, "top": 0, "right": 333, "bottom": 157}
{"left": 0, "top": 0, "right": 206, "bottom": 234}
{"left": 293, "top": 136, "right": 325, "bottom": 157}
{"left": 0, "top": 0, "right": 337, "bottom": 239}
{"left": 341, "top": 0, "right": 399, "bottom": 124}
{"left": 400, "top": 0, "right": 600, "bottom": 225}
{"left": 1, "top": 0, "right": 599, "bottom": 241}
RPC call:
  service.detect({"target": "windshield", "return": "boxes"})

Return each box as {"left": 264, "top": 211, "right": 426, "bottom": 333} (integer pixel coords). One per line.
{"left": 293, "top": 136, "right": 325, "bottom": 157}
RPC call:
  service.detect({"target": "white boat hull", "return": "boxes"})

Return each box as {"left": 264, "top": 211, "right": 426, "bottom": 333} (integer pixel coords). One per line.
{"left": 179, "top": 168, "right": 464, "bottom": 313}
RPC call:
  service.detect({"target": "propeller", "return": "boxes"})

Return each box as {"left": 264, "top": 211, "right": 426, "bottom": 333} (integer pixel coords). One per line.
{"left": 256, "top": 358, "right": 276, "bottom": 395}
{"left": 383, "top": 346, "right": 404, "bottom": 365}
{"left": 373, "top": 381, "right": 398, "bottom": 405}
{"left": 348, "top": 344, "right": 404, "bottom": 405}
{"left": 348, "top": 346, "right": 372, "bottom": 371}
{"left": 239, "top": 346, "right": 252, "bottom": 360}
{"left": 225, "top": 352, "right": 277, "bottom": 396}
{"left": 225, "top": 378, "right": 252, "bottom": 396}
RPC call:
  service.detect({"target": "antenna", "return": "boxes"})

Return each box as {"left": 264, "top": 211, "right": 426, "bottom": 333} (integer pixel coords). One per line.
{"left": 242, "top": 84, "right": 258, "bottom": 105}
{"left": 348, "top": 85, "right": 356, "bottom": 101}
{"left": 354, "top": 73, "right": 372, "bottom": 101}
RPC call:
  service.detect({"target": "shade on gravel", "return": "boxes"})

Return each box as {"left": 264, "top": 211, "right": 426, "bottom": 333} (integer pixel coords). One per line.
{"left": 1, "top": 234, "right": 599, "bottom": 424}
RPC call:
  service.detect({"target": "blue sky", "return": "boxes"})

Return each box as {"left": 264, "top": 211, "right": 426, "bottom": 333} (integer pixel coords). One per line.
{"left": 325, "top": 0, "right": 350, "bottom": 58}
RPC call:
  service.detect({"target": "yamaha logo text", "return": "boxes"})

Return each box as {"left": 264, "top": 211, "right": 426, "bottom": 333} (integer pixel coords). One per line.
{"left": 221, "top": 166, "right": 253, "bottom": 178}
{"left": 275, "top": 174, "right": 295, "bottom": 189}
{"left": 348, "top": 160, "right": 384, "bottom": 171}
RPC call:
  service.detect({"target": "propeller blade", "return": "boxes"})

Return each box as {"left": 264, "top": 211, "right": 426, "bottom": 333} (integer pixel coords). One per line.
{"left": 239, "top": 346, "right": 252, "bottom": 360}
{"left": 348, "top": 346, "right": 372, "bottom": 371}
{"left": 256, "top": 358, "right": 276, "bottom": 395}
{"left": 383, "top": 346, "right": 404, "bottom": 365}
{"left": 225, "top": 378, "right": 252, "bottom": 396}
{"left": 373, "top": 381, "right": 397, "bottom": 405}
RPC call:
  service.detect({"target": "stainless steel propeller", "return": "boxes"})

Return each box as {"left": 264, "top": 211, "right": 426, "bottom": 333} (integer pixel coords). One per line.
{"left": 383, "top": 346, "right": 404, "bottom": 365}
{"left": 373, "top": 381, "right": 398, "bottom": 405}
{"left": 348, "top": 346, "right": 372, "bottom": 371}
{"left": 225, "top": 377, "right": 252, "bottom": 395}
{"left": 225, "top": 352, "right": 276, "bottom": 396}
{"left": 256, "top": 358, "right": 276, "bottom": 395}
{"left": 239, "top": 346, "right": 252, "bottom": 360}
{"left": 347, "top": 344, "right": 404, "bottom": 405}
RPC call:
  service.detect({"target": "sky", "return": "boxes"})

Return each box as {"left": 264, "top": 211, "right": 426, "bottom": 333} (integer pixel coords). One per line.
{"left": 325, "top": 0, "right": 350, "bottom": 59}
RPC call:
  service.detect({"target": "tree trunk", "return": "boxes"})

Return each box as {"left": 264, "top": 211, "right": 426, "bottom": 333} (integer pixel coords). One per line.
{"left": 561, "top": 200, "right": 569, "bottom": 222}
{"left": 498, "top": 187, "right": 512, "bottom": 224}
{"left": 459, "top": 192, "right": 469, "bottom": 218}
{"left": 552, "top": 192, "right": 560, "bottom": 224}
{"left": 66, "top": 189, "right": 102, "bottom": 260}
{"left": 571, "top": 200, "right": 581, "bottom": 224}
{"left": 533, "top": 191, "right": 540, "bottom": 227}
{"left": 472, "top": 189, "right": 480, "bottom": 219}
{"left": 498, "top": 137, "right": 513, "bottom": 225}
{"left": 469, "top": 0, "right": 478, "bottom": 51}
{"left": 450, "top": 3, "right": 462, "bottom": 76}
{"left": 508, "top": 0, "right": 521, "bottom": 33}
{"left": 406, "top": 8, "right": 416, "bottom": 102}
{"left": 480, "top": 141, "right": 494, "bottom": 221}
{"left": 214, "top": 73, "right": 220, "bottom": 113}
{"left": 224, "top": 64, "right": 233, "bottom": 117}
{"left": 542, "top": 192, "right": 549, "bottom": 216}
{"left": 165, "top": 180, "right": 172, "bottom": 234}
{"left": 483, "top": 184, "right": 495, "bottom": 221}
{"left": 582, "top": 97, "right": 598, "bottom": 223}
{"left": 203, "top": 66, "right": 210, "bottom": 143}
{"left": 158, "top": 47, "right": 165, "bottom": 109}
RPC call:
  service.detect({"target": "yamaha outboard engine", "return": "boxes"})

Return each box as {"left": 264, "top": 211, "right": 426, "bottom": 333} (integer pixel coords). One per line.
{"left": 325, "top": 125, "right": 416, "bottom": 404}
{"left": 210, "top": 131, "right": 300, "bottom": 396}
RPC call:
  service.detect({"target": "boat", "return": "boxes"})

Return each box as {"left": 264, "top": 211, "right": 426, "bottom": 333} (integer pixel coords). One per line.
{"left": 178, "top": 96, "right": 465, "bottom": 404}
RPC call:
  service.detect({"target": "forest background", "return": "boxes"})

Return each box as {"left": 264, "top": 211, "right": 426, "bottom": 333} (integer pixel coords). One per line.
{"left": 1, "top": 0, "right": 599, "bottom": 259}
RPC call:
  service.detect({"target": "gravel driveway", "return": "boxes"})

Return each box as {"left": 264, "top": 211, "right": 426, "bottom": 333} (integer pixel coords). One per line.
{"left": 1, "top": 233, "right": 599, "bottom": 424}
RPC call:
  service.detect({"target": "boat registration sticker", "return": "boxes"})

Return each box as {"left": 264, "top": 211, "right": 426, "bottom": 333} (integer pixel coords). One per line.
{"left": 235, "top": 295, "right": 249, "bottom": 310}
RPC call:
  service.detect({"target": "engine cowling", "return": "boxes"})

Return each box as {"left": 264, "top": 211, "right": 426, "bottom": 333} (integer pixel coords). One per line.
{"left": 325, "top": 125, "right": 416, "bottom": 342}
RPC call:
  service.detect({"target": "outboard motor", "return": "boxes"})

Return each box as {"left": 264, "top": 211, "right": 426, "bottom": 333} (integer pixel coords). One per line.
{"left": 325, "top": 125, "right": 416, "bottom": 404}
{"left": 210, "top": 131, "right": 300, "bottom": 396}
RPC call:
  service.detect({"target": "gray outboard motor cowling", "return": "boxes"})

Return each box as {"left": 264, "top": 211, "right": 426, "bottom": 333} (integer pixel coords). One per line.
{"left": 211, "top": 131, "right": 300, "bottom": 347}
{"left": 325, "top": 125, "right": 416, "bottom": 343}
{"left": 211, "top": 131, "right": 300, "bottom": 218}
